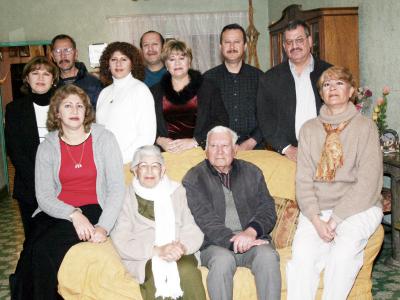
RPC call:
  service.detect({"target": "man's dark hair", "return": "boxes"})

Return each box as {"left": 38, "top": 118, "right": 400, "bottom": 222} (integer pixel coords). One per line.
{"left": 51, "top": 34, "right": 77, "bottom": 50}
{"left": 139, "top": 31, "right": 165, "bottom": 49}
{"left": 220, "top": 23, "right": 247, "bottom": 44}
{"left": 284, "top": 20, "right": 311, "bottom": 39}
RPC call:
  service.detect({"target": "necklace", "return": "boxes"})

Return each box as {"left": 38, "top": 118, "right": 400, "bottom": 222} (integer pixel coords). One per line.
{"left": 65, "top": 140, "right": 86, "bottom": 169}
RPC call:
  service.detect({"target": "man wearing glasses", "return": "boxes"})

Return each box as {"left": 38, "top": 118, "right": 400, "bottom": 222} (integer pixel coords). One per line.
{"left": 257, "top": 20, "right": 331, "bottom": 161}
{"left": 51, "top": 34, "right": 102, "bottom": 108}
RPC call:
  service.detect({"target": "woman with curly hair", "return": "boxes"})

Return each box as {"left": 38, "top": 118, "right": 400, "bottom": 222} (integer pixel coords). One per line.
{"left": 286, "top": 66, "right": 383, "bottom": 299}
{"left": 5, "top": 56, "right": 58, "bottom": 238}
{"left": 96, "top": 41, "right": 156, "bottom": 163}
{"left": 10, "top": 85, "right": 125, "bottom": 300}
{"left": 151, "top": 39, "right": 228, "bottom": 152}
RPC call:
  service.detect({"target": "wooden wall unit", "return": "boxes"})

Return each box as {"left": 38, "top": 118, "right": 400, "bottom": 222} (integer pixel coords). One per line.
{"left": 269, "top": 5, "right": 359, "bottom": 84}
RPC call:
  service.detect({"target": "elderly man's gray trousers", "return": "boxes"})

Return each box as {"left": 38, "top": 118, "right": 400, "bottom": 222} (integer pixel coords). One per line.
{"left": 200, "top": 243, "right": 281, "bottom": 300}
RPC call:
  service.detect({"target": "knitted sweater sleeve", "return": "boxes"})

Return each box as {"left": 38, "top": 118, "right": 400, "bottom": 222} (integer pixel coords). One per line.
{"left": 35, "top": 140, "right": 76, "bottom": 220}
{"left": 331, "top": 120, "right": 383, "bottom": 223}
{"left": 128, "top": 85, "right": 157, "bottom": 155}
{"left": 296, "top": 123, "right": 321, "bottom": 220}
{"left": 95, "top": 130, "right": 125, "bottom": 233}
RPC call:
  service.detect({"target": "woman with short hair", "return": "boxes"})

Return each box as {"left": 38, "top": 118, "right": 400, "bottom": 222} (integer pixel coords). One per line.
{"left": 96, "top": 41, "right": 156, "bottom": 163}
{"left": 286, "top": 66, "right": 383, "bottom": 299}
{"left": 10, "top": 85, "right": 124, "bottom": 300}
{"left": 5, "top": 56, "right": 59, "bottom": 238}
{"left": 111, "top": 145, "right": 206, "bottom": 300}
{"left": 151, "top": 39, "right": 228, "bottom": 152}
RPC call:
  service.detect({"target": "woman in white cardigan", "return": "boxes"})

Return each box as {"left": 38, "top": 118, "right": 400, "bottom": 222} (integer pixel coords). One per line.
{"left": 96, "top": 42, "right": 156, "bottom": 164}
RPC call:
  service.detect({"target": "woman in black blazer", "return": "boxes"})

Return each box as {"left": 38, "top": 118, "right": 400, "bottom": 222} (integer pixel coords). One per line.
{"left": 5, "top": 56, "right": 58, "bottom": 238}
{"left": 151, "top": 39, "right": 228, "bottom": 152}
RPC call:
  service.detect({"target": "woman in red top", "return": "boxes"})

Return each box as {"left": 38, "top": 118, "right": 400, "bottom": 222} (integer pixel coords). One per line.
{"left": 10, "top": 85, "right": 124, "bottom": 300}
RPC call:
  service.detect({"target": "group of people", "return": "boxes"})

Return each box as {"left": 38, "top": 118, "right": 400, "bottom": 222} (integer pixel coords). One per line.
{"left": 5, "top": 18, "right": 383, "bottom": 300}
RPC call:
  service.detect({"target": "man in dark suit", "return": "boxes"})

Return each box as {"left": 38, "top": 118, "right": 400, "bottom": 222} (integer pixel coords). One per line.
{"left": 257, "top": 20, "right": 331, "bottom": 161}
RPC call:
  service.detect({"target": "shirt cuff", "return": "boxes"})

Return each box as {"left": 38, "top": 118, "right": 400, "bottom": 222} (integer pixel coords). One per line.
{"left": 281, "top": 144, "right": 291, "bottom": 154}
{"left": 247, "top": 221, "right": 263, "bottom": 238}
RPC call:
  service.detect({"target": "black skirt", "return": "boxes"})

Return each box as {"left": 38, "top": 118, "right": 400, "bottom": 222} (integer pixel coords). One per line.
{"left": 10, "top": 204, "right": 102, "bottom": 300}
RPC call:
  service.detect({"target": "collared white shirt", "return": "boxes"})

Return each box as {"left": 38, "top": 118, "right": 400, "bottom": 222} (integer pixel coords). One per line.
{"left": 289, "top": 55, "right": 317, "bottom": 140}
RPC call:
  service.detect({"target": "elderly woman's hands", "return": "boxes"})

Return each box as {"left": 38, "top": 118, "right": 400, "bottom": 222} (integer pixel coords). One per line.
{"left": 311, "top": 215, "right": 336, "bottom": 242}
{"left": 70, "top": 210, "right": 95, "bottom": 241}
{"left": 154, "top": 241, "right": 187, "bottom": 262}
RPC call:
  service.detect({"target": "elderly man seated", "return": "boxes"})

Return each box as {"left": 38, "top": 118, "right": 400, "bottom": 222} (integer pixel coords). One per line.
{"left": 182, "top": 126, "right": 281, "bottom": 300}
{"left": 111, "top": 145, "right": 206, "bottom": 300}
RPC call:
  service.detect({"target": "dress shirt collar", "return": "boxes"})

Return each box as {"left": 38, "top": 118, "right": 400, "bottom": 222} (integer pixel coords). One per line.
{"left": 289, "top": 54, "right": 314, "bottom": 77}
{"left": 223, "top": 61, "right": 245, "bottom": 76}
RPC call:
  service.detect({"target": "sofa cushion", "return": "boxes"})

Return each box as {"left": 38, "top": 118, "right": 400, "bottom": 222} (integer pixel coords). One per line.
{"left": 271, "top": 197, "right": 299, "bottom": 249}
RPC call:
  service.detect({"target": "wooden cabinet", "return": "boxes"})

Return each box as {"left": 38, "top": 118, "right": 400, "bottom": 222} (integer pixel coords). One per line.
{"left": 269, "top": 5, "right": 359, "bottom": 84}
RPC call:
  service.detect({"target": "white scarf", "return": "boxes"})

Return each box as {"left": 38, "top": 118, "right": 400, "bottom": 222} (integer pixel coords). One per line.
{"left": 133, "top": 176, "right": 183, "bottom": 299}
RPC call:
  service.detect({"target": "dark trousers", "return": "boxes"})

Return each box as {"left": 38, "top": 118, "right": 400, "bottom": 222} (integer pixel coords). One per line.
{"left": 10, "top": 204, "right": 101, "bottom": 300}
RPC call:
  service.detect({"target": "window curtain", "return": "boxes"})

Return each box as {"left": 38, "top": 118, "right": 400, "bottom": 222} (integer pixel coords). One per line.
{"left": 107, "top": 11, "right": 247, "bottom": 72}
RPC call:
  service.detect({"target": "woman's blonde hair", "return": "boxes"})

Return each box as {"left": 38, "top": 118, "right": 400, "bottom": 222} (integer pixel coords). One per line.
{"left": 47, "top": 84, "right": 95, "bottom": 136}
{"left": 161, "top": 39, "right": 193, "bottom": 64}
{"left": 317, "top": 66, "right": 357, "bottom": 103}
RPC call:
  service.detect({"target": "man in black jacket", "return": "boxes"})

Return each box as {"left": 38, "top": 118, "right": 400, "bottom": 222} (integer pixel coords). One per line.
{"left": 183, "top": 126, "right": 280, "bottom": 300}
{"left": 257, "top": 20, "right": 331, "bottom": 161}
{"left": 51, "top": 34, "right": 102, "bottom": 108}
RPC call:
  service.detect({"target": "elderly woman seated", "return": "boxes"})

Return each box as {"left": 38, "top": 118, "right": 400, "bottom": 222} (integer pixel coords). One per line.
{"left": 111, "top": 145, "right": 206, "bottom": 300}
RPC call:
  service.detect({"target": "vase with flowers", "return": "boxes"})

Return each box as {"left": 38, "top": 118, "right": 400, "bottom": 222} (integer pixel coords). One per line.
{"left": 372, "top": 86, "right": 390, "bottom": 135}
{"left": 355, "top": 87, "right": 373, "bottom": 116}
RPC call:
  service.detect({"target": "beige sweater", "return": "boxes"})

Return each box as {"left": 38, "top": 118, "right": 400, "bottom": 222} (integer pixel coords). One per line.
{"left": 296, "top": 102, "right": 382, "bottom": 223}
{"left": 110, "top": 183, "right": 204, "bottom": 283}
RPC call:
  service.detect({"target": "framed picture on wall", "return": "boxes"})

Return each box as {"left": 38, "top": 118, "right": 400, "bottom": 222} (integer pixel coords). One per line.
{"left": 18, "top": 46, "right": 30, "bottom": 57}
{"left": 380, "top": 129, "right": 399, "bottom": 154}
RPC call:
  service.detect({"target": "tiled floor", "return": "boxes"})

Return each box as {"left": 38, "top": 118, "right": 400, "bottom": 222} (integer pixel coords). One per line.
{"left": 0, "top": 197, "right": 23, "bottom": 299}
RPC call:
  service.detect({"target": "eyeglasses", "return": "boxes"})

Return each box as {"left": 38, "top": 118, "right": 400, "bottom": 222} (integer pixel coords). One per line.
{"left": 137, "top": 162, "right": 162, "bottom": 172}
{"left": 52, "top": 48, "right": 74, "bottom": 56}
{"left": 284, "top": 36, "right": 307, "bottom": 47}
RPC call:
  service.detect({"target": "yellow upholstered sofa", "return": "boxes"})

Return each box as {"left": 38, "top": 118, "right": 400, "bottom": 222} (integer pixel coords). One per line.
{"left": 58, "top": 149, "right": 384, "bottom": 300}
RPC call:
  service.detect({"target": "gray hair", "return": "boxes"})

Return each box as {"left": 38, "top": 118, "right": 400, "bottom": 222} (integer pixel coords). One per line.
{"left": 284, "top": 19, "right": 310, "bottom": 40}
{"left": 206, "top": 126, "right": 238, "bottom": 149}
{"left": 130, "top": 145, "right": 164, "bottom": 170}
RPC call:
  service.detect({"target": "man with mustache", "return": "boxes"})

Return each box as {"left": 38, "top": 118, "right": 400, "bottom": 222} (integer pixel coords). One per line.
{"left": 140, "top": 31, "right": 167, "bottom": 87}
{"left": 204, "top": 24, "right": 264, "bottom": 150}
{"left": 51, "top": 34, "right": 102, "bottom": 108}
{"left": 257, "top": 20, "right": 331, "bottom": 161}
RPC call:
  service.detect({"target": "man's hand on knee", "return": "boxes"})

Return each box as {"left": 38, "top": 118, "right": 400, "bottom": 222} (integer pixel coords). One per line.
{"left": 230, "top": 227, "right": 258, "bottom": 253}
